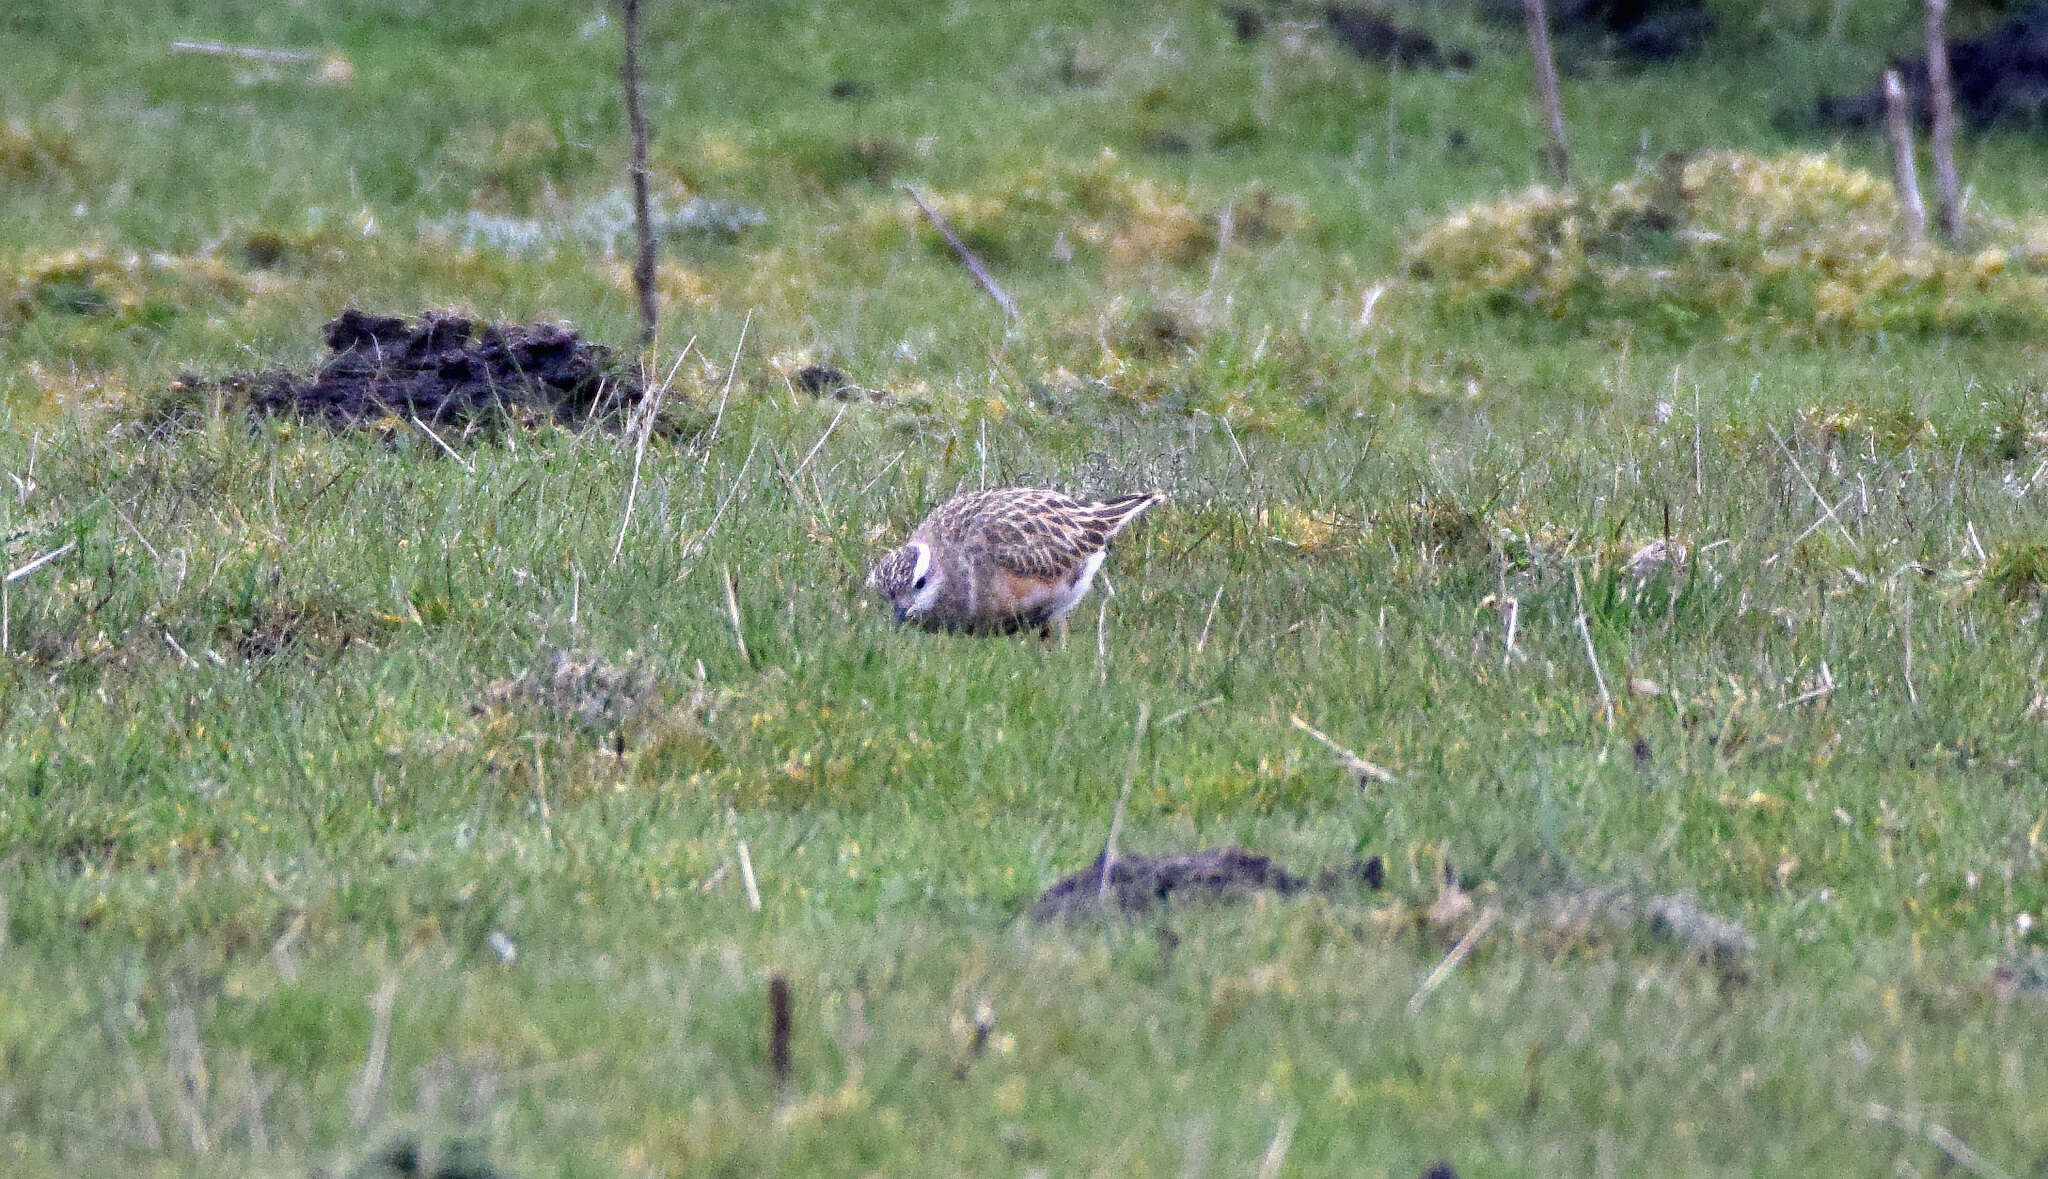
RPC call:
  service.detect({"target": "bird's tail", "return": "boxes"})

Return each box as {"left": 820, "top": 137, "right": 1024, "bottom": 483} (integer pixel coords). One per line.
{"left": 1089, "top": 489, "right": 1167, "bottom": 538}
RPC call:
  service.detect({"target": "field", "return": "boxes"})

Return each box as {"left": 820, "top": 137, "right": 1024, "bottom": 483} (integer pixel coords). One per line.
{"left": 4, "top": 1, "right": 2048, "bottom": 1175}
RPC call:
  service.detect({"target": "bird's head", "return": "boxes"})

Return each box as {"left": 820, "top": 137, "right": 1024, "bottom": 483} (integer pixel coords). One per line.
{"left": 867, "top": 540, "right": 943, "bottom": 625}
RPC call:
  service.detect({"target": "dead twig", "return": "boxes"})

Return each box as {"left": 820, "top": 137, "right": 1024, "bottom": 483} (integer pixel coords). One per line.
{"left": 721, "top": 563, "right": 750, "bottom": 664}
{"left": 1202, "top": 203, "right": 1234, "bottom": 307}
{"left": 410, "top": 415, "right": 474, "bottom": 473}
{"left": 791, "top": 404, "right": 848, "bottom": 479}
{"left": 1289, "top": 713, "right": 1396, "bottom": 784}
{"left": 119, "top": 1047, "right": 164, "bottom": 1150}
{"left": 163, "top": 1000, "right": 211, "bottom": 1154}
{"left": 171, "top": 39, "right": 317, "bottom": 63}
{"left": 1767, "top": 426, "right": 1860, "bottom": 553}
{"left": 1154, "top": 696, "right": 1223, "bottom": 730}
{"left": 6, "top": 540, "right": 75, "bottom": 583}
{"left": 621, "top": 0, "right": 659, "bottom": 351}
{"left": 1573, "top": 569, "right": 1616, "bottom": 731}
{"left": 1094, "top": 583, "right": 1111, "bottom": 682}
{"left": 1864, "top": 1101, "right": 2015, "bottom": 1179}
{"left": 1882, "top": 71, "right": 1928, "bottom": 243}
{"left": 1522, "top": 0, "right": 1570, "bottom": 183}
{"left": 1254, "top": 1113, "right": 1298, "bottom": 1179}
{"left": 235, "top": 1051, "right": 272, "bottom": 1155}
{"left": 736, "top": 838, "right": 762, "bottom": 911}
{"left": 347, "top": 976, "right": 398, "bottom": 1130}
{"left": 903, "top": 184, "right": 1019, "bottom": 321}
{"left": 1408, "top": 905, "right": 1502, "bottom": 1015}
{"left": 698, "top": 860, "right": 730, "bottom": 894}
{"left": 1924, "top": 0, "right": 1965, "bottom": 243}
{"left": 1900, "top": 585, "right": 1919, "bottom": 707}
{"left": 1194, "top": 585, "right": 1225, "bottom": 655}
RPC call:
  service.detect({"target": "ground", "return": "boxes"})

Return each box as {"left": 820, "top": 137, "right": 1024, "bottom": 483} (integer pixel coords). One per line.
{"left": 2, "top": 1, "right": 2047, "bottom": 1176}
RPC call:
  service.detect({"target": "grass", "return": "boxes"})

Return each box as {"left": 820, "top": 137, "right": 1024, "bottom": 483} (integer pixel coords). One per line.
{"left": 3, "top": 1, "right": 2048, "bottom": 1175}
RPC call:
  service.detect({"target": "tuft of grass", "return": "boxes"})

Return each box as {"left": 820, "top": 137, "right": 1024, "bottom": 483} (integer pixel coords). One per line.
{"left": 1407, "top": 149, "right": 2048, "bottom": 341}
{"left": 1984, "top": 534, "right": 2048, "bottom": 601}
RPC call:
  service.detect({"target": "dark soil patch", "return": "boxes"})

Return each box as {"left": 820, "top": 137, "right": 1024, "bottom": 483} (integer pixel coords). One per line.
{"left": 1138, "top": 129, "right": 1196, "bottom": 155}
{"left": 1808, "top": 6, "right": 2048, "bottom": 129}
{"left": 1557, "top": 0, "right": 1709, "bottom": 62}
{"left": 1226, "top": 4, "right": 1264, "bottom": 42}
{"left": 1030, "top": 846, "right": 1383, "bottom": 920}
{"left": 346, "top": 1134, "right": 511, "bottom": 1179}
{"left": 1478, "top": 0, "right": 1709, "bottom": 63}
{"left": 201, "top": 308, "right": 643, "bottom": 430}
{"left": 1322, "top": 7, "right": 1475, "bottom": 70}
{"left": 794, "top": 364, "right": 850, "bottom": 397}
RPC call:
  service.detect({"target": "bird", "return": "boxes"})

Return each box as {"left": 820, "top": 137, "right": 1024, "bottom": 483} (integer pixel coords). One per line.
{"left": 867, "top": 486, "right": 1166, "bottom": 635}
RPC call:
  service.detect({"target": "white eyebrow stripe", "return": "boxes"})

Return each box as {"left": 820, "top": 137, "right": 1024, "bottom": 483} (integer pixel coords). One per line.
{"left": 910, "top": 541, "right": 931, "bottom": 581}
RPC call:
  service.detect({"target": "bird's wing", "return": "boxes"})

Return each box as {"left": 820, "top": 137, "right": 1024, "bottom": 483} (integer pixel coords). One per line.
{"left": 975, "top": 488, "right": 1163, "bottom": 580}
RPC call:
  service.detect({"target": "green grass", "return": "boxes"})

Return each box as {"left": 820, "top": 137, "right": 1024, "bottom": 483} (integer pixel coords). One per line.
{"left": 4, "top": 1, "right": 2048, "bottom": 1175}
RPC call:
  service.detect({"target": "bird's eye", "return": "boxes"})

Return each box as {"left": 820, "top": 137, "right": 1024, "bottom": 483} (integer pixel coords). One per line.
{"left": 912, "top": 575, "right": 928, "bottom": 591}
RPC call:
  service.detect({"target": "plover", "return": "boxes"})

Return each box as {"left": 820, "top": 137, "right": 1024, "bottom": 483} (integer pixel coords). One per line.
{"left": 868, "top": 487, "right": 1165, "bottom": 635}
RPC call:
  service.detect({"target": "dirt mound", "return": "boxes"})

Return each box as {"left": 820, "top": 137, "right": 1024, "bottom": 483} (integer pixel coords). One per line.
{"left": 1030, "top": 846, "right": 1383, "bottom": 920}
{"left": 206, "top": 308, "right": 643, "bottom": 428}
{"left": 1552, "top": 0, "right": 1710, "bottom": 62}
{"left": 1810, "top": 6, "right": 2048, "bottom": 129}
{"left": 1473, "top": 0, "right": 1709, "bottom": 62}
{"left": 1322, "top": 7, "right": 1474, "bottom": 70}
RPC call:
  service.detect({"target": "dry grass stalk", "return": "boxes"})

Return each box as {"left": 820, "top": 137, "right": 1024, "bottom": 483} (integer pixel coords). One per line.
{"left": 120, "top": 1047, "right": 164, "bottom": 1150}
{"left": 903, "top": 184, "right": 1019, "bottom": 320}
{"left": 791, "top": 404, "right": 848, "bottom": 479}
{"left": 1194, "top": 585, "right": 1225, "bottom": 655}
{"left": 163, "top": 999, "right": 211, "bottom": 1154}
{"left": 410, "top": 414, "right": 474, "bottom": 473}
{"left": 1882, "top": 71, "right": 1927, "bottom": 243}
{"left": 6, "top": 539, "right": 74, "bottom": 583}
{"left": 702, "top": 309, "right": 751, "bottom": 456}
{"left": 1288, "top": 713, "right": 1396, "bottom": 784}
{"left": 1768, "top": 426, "right": 1861, "bottom": 552}
{"left": 722, "top": 562, "right": 749, "bottom": 663}
{"left": 235, "top": 1051, "right": 271, "bottom": 1155}
{"left": 1900, "top": 586, "right": 1919, "bottom": 707}
{"left": 1407, "top": 904, "right": 1502, "bottom": 1015}
{"left": 1863, "top": 1101, "right": 2016, "bottom": 1179}
{"left": 1094, "top": 587, "right": 1111, "bottom": 681}
{"left": 737, "top": 838, "right": 762, "bottom": 911}
{"left": 1571, "top": 569, "right": 1616, "bottom": 731}
{"left": 1522, "top": 0, "right": 1570, "bottom": 183}
{"left": 1254, "top": 1113, "right": 1298, "bottom": 1179}
{"left": 170, "top": 39, "right": 317, "bottom": 63}
{"left": 347, "top": 976, "right": 398, "bottom": 1130}
{"left": 1923, "top": 0, "right": 1965, "bottom": 243}
{"left": 613, "top": 341, "right": 692, "bottom": 564}
{"left": 1098, "top": 701, "right": 1150, "bottom": 900}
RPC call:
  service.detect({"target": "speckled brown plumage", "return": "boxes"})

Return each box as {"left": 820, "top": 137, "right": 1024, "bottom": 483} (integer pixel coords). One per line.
{"left": 868, "top": 487, "right": 1165, "bottom": 635}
